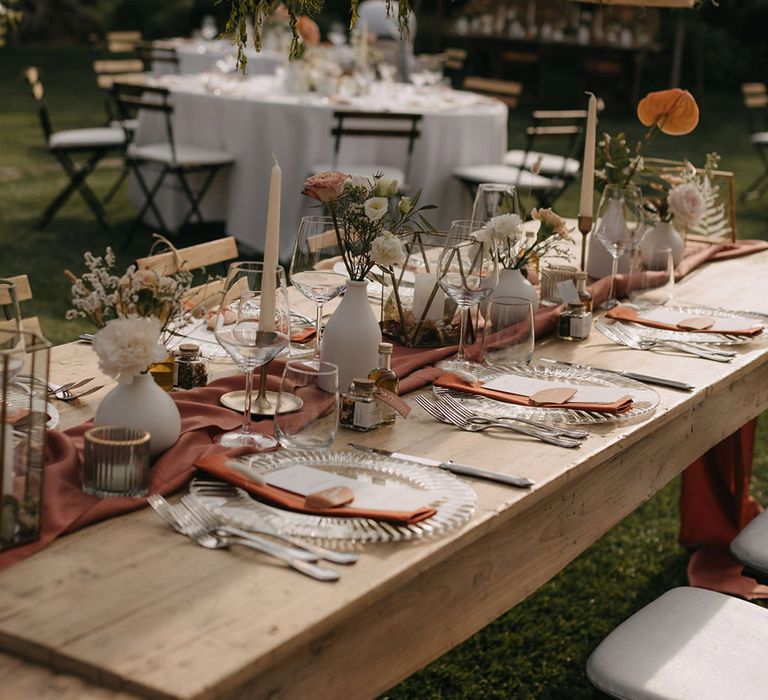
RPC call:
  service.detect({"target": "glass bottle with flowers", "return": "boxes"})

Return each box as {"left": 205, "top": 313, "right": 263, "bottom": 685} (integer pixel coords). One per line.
{"left": 301, "top": 170, "right": 435, "bottom": 386}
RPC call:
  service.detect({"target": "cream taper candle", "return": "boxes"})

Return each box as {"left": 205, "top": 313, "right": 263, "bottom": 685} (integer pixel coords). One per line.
{"left": 579, "top": 93, "right": 597, "bottom": 218}
{"left": 259, "top": 154, "right": 281, "bottom": 333}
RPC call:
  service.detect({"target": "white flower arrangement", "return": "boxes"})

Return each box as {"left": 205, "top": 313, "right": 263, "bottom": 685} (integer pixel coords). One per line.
{"left": 92, "top": 316, "right": 168, "bottom": 385}
{"left": 364, "top": 197, "right": 388, "bottom": 222}
{"left": 371, "top": 230, "right": 407, "bottom": 268}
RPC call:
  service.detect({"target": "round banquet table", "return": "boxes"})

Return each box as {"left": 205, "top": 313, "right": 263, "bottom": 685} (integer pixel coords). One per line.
{"left": 131, "top": 74, "right": 508, "bottom": 261}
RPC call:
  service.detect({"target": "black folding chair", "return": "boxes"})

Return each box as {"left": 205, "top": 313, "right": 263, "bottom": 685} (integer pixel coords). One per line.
{"left": 136, "top": 42, "right": 180, "bottom": 74}
{"left": 309, "top": 111, "right": 422, "bottom": 191}
{"left": 741, "top": 83, "right": 768, "bottom": 202}
{"left": 111, "top": 82, "right": 233, "bottom": 236}
{"left": 502, "top": 108, "right": 588, "bottom": 206}
{"left": 25, "top": 67, "right": 127, "bottom": 230}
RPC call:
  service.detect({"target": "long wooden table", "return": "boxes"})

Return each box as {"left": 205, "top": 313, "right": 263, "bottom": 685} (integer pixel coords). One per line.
{"left": 2, "top": 251, "right": 768, "bottom": 699}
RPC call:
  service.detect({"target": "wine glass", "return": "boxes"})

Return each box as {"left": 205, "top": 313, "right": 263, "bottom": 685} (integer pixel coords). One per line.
{"left": 594, "top": 184, "right": 645, "bottom": 310}
{"left": 274, "top": 360, "right": 339, "bottom": 450}
{"left": 437, "top": 220, "right": 498, "bottom": 371}
{"left": 471, "top": 183, "right": 521, "bottom": 223}
{"left": 289, "top": 216, "right": 347, "bottom": 361}
{"left": 0, "top": 278, "right": 24, "bottom": 382}
{"left": 214, "top": 262, "right": 291, "bottom": 449}
{"left": 200, "top": 15, "right": 217, "bottom": 42}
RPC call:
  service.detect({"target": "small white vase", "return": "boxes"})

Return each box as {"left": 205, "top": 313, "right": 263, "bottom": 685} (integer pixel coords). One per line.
{"left": 321, "top": 279, "right": 381, "bottom": 391}
{"left": 94, "top": 372, "right": 181, "bottom": 458}
{"left": 641, "top": 221, "right": 685, "bottom": 268}
{"left": 491, "top": 267, "right": 539, "bottom": 314}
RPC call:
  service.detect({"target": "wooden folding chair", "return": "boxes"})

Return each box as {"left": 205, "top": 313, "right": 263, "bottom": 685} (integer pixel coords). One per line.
{"left": 741, "top": 83, "right": 768, "bottom": 202}
{"left": 137, "top": 42, "right": 180, "bottom": 74}
{"left": 105, "top": 31, "right": 143, "bottom": 54}
{"left": 25, "top": 67, "right": 127, "bottom": 230}
{"left": 111, "top": 82, "right": 234, "bottom": 236}
{"left": 309, "top": 111, "right": 422, "bottom": 190}
{"left": 463, "top": 76, "right": 523, "bottom": 109}
{"left": 4, "top": 275, "right": 42, "bottom": 336}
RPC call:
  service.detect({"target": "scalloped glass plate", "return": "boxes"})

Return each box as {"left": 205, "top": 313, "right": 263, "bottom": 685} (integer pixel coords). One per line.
{"left": 6, "top": 383, "right": 59, "bottom": 429}
{"left": 610, "top": 305, "right": 768, "bottom": 346}
{"left": 433, "top": 362, "right": 660, "bottom": 426}
{"left": 189, "top": 449, "right": 477, "bottom": 545}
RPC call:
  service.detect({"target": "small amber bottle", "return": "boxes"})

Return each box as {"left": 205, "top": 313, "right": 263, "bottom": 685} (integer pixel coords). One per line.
{"left": 368, "top": 342, "right": 399, "bottom": 425}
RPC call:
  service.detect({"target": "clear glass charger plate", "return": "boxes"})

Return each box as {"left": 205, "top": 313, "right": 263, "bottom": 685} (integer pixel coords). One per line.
{"left": 433, "top": 362, "right": 660, "bottom": 426}
{"left": 611, "top": 305, "right": 768, "bottom": 345}
{"left": 6, "top": 382, "right": 59, "bottom": 430}
{"left": 189, "top": 449, "right": 477, "bottom": 545}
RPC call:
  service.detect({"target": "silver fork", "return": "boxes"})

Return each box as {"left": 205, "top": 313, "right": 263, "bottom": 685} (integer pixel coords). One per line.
{"left": 597, "top": 321, "right": 731, "bottom": 363}
{"left": 147, "top": 494, "right": 340, "bottom": 582}
{"left": 613, "top": 320, "right": 737, "bottom": 357}
{"left": 414, "top": 394, "right": 582, "bottom": 448}
{"left": 433, "top": 388, "right": 590, "bottom": 440}
{"left": 180, "top": 494, "right": 358, "bottom": 565}
{"left": 53, "top": 384, "right": 105, "bottom": 402}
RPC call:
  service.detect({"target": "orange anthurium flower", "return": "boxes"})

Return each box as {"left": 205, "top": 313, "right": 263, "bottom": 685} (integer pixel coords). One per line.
{"left": 637, "top": 88, "right": 699, "bottom": 136}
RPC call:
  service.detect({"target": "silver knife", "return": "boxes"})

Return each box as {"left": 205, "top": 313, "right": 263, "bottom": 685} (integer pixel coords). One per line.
{"left": 348, "top": 443, "right": 534, "bottom": 488}
{"left": 538, "top": 358, "right": 694, "bottom": 392}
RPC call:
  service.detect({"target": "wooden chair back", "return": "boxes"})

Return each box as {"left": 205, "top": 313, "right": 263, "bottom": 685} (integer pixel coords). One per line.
{"left": 112, "top": 81, "right": 176, "bottom": 154}
{"left": 742, "top": 83, "right": 768, "bottom": 136}
{"left": 106, "top": 31, "right": 143, "bottom": 53}
{"left": 93, "top": 59, "right": 145, "bottom": 89}
{"left": 136, "top": 237, "right": 239, "bottom": 312}
{"left": 463, "top": 76, "right": 523, "bottom": 109}
{"left": 24, "top": 67, "right": 52, "bottom": 141}
{"left": 330, "top": 111, "right": 423, "bottom": 183}
{"left": 3, "top": 275, "right": 42, "bottom": 335}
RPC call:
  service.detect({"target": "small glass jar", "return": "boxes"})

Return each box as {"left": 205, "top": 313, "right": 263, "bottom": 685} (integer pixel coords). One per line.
{"left": 557, "top": 302, "right": 592, "bottom": 341}
{"left": 576, "top": 275, "right": 593, "bottom": 313}
{"left": 174, "top": 343, "right": 208, "bottom": 390}
{"left": 340, "top": 378, "right": 381, "bottom": 432}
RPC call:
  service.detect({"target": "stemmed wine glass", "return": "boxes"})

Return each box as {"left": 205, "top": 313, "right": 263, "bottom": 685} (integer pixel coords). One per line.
{"left": 0, "top": 278, "right": 24, "bottom": 382}
{"left": 594, "top": 184, "right": 645, "bottom": 310}
{"left": 437, "top": 220, "right": 498, "bottom": 372}
{"left": 471, "top": 183, "right": 521, "bottom": 223}
{"left": 289, "top": 216, "right": 347, "bottom": 361}
{"left": 214, "top": 262, "right": 291, "bottom": 449}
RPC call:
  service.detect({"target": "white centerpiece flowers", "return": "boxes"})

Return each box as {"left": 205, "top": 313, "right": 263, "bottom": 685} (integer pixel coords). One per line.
{"left": 91, "top": 316, "right": 168, "bottom": 385}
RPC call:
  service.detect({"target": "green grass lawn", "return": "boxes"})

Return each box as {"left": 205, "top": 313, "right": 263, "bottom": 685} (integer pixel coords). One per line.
{"left": 2, "top": 44, "right": 768, "bottom": 699}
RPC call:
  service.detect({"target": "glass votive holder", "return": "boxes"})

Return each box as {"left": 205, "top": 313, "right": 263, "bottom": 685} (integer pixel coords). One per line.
{"left": 83, "top": 426, "right": 151, "bottom": 498}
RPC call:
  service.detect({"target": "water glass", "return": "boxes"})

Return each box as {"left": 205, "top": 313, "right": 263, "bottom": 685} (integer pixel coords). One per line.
{"left": 482, "top": 296, "right": 534, "bottom": 367}
{"left": 83, "top": 426, "right": 151, "bottom": 498}
{"left": 275, "top": 361, "right": 339, "bottom": 450}
{"left": 629, "top": 247, "right": 675, "bottom": 308}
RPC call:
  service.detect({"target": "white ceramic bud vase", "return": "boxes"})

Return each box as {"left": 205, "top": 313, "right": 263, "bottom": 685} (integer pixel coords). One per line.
{"left": 94, "top": 372, "right": 181, "bottom": 458}
{"left": 321, "top": 279, "right": 381, "bottom": 391}
{"left": 641, "top": 221, "right": 685, "bottom": 268}
{"left": 491, "top": 268, "right": 539, "bottom": 314}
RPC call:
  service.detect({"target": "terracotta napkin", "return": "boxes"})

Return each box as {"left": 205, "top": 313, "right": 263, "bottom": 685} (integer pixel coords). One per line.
{"left": 195, "top": 452, "right": 437, "bottom": 525}
{"left": 433, "top": 373, "right": 634, "bottom": 414}
{"left": 606, "top": 304, "right": 764, "bottom": 336}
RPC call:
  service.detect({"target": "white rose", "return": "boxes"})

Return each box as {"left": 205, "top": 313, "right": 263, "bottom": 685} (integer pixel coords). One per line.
{"left": 364, "top": 196, "right": 388, "bottom": 222}
{"left": 487, "top": 213, "right": 523, "bottom": 244}
{"left": 398, "top": 196, "right": 412, "bottom": 215}
{"left": 668, "top": 183, "right": 705, "bottom": 228}
{"left": 92, "top": 316, "right": 167, "bottom": 385}
{"left": 346, "top": 174, "right": 369, "bottom": 190}
{"left": 374, "top": 177, "right": 399, "bottom": 198}
{"left": 371, "top": 231, "right": 406, "bottom": 268}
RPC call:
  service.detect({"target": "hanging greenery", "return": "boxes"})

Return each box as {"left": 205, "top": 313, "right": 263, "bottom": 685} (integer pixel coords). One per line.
{"left": 223, "top": 0, "right": 413, "bottom": 69}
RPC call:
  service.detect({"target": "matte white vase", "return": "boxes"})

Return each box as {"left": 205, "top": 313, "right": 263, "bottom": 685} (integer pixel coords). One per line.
{"left": 491, "top": 268, "right": 539, "bottom": 314}
{"left": 641, "top": 221, "right": 686, "bottom": 268}
{"left": 321, "top": 279, "right": 381, "bottom": 391}
{"left": 94, "top": 372, "right": 181, "bottom": 458}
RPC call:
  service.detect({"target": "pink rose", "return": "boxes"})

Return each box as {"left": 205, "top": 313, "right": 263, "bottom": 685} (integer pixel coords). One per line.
{"left": 302, "top": 171, "right": 348, "bottom": 203}
{"left": 296, "top": 15, "right": 320, "bottom": 46}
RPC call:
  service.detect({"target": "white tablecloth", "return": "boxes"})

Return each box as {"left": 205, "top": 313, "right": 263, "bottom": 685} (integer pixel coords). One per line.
{"left": 132, "top": 75, "right": 508, "bottom": 260}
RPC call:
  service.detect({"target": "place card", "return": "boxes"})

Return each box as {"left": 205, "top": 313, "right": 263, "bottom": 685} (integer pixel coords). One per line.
{"left": 677, "top": 316, "right": 715, "bottom": 331}
{"left": 483, "top": 374, "right": 630, "bottom": 405}
{"left": 264, "top": 465, "right": 434, "bottom": 512}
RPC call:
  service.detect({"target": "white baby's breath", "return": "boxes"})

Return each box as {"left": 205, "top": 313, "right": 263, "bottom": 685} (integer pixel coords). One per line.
{"left": 92, "top": 316, "right": 167, "bottom": 385}
{"left": 371, "top": 231, "right": 406, "bottom": 268}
